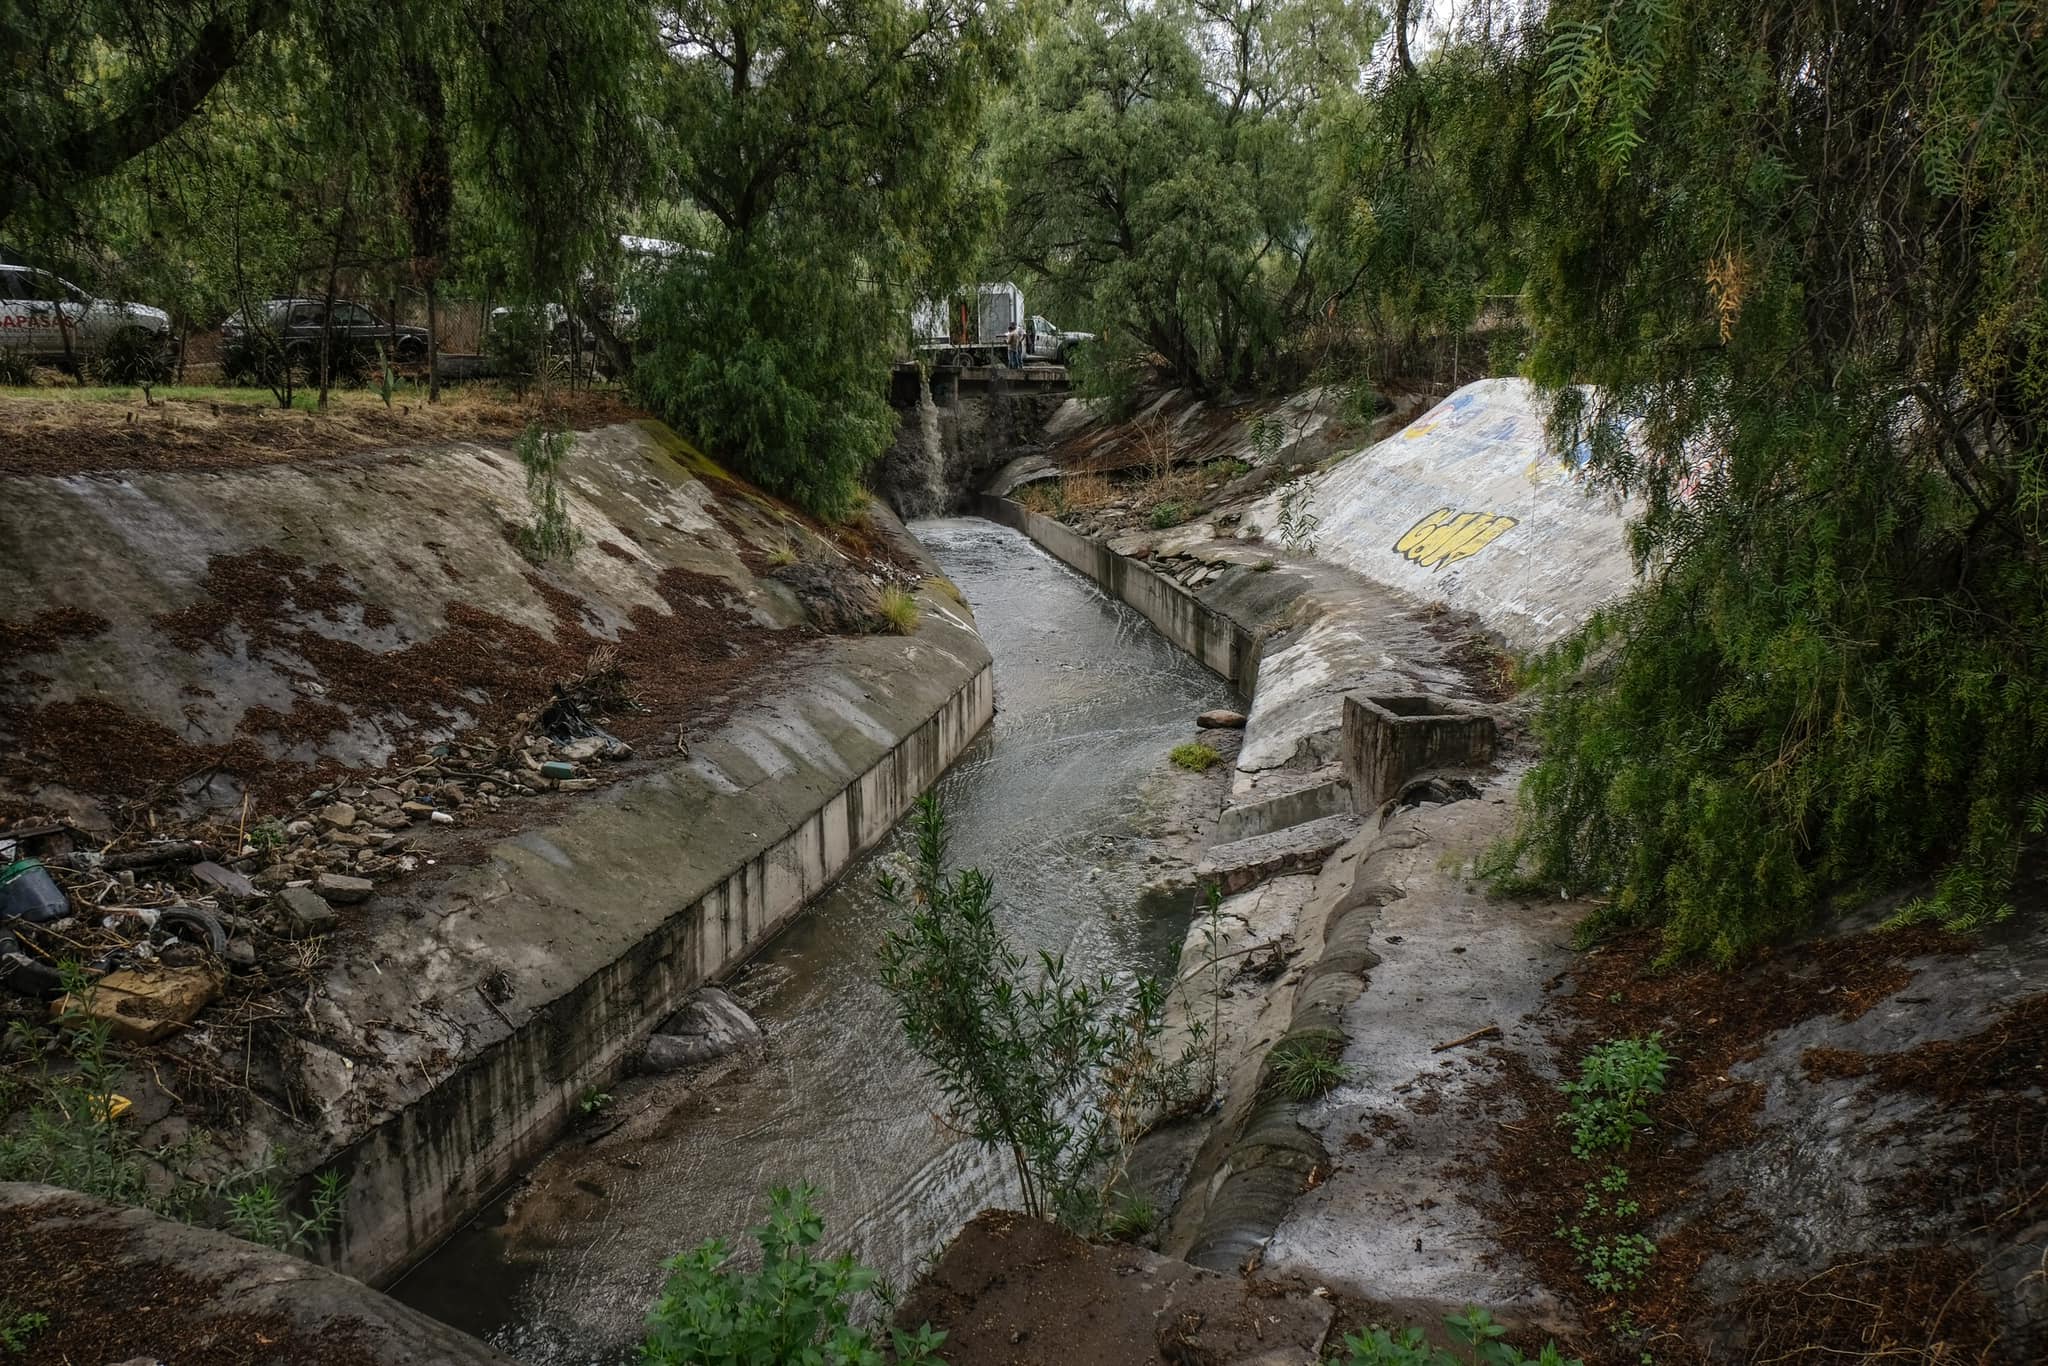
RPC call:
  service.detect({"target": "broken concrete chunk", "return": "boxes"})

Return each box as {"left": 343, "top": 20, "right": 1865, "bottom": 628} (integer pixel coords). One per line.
{"left": 189, "top": 860, "right": 258, "bottom": 902}
{"left": 319, "top": 802, "right": 358, "bottom": 830}
{"left": 56, "top": 965, "right": 223, "bottom": 1044}
{"left": 401, "top": 801, "right": 436, "bottom": 817}
{"left": 1197, "top": 709, "right": 1248, "bottom": 730}
{"left": 276, "top": 886, "right": 339, "bottom": 937}
{"left": 314, "top": 873, "right": 374, "bottom": 905}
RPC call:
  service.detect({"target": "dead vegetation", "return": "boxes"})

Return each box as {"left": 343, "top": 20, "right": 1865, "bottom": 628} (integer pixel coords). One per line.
{"left": 0, "top": 385, "right": 638, "bottom": 479}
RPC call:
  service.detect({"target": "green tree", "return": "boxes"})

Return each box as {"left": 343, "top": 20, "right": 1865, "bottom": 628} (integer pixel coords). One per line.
{"left": 631, "top": 0, "right": 1014, "bottom": 518}
{"left": 1482, "top": 0, "right": 2048, "bottom": 959}
{"left": 995, "top": 0, "right": 1378, "bottom": 392}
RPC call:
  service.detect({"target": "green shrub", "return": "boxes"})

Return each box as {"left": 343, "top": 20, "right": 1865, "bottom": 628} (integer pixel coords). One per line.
{"left": 1558, "top": 1034, "right": 1672, "bottom": 1158}
{"left": 0, "top": 349, "right": 36, "bottom": 386}
{"left": 877, "top": 796, "right": 1196, "bottom": 1232}
{"left": 641, "top": 1186, "right": 944, "bottom": 1366}
{"left": 486, "top": 305, "right": 549, "bottom": 391}
{"left": 1332, "top": 1307, "right": 1582, "bottom": 1365}
{"left": 1150, "top": 501, "right": 1187, "bottom": 529}
{"left": 0, "top": 1302, "right": 49, "bottom": 1355}
{"left": 515, "top": 423, "right": 581, "bottom": 563}
{"left": 90, "top": 327, "right": 173, "bottom": 385}
{"left": 1169, "top": 742, "right": 1221, "bottom": 772}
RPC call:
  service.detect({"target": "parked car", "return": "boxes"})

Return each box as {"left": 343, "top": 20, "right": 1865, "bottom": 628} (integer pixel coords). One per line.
{"left": 222, "top": 298, "right": 428, "bottom": 378}
{"left": 0, "top": 262, "right": 174, "bottom": 374}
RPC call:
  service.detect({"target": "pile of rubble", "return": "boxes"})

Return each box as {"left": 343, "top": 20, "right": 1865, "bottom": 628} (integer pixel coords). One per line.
{"left": 0, "top": 710, "right": 638, "bottom": 1050}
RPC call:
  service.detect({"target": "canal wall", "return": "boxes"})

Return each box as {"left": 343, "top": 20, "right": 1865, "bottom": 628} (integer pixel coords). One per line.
{"left": 325, "top": 618, "right": 992, "bottom": 1283}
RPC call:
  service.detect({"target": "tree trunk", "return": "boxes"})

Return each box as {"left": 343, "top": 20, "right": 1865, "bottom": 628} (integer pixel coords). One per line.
{"left": 427, "top": 278, "right": 440, "bottom": 402}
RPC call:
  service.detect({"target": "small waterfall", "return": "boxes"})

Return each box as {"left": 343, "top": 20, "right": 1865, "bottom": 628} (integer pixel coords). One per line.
{"left": 917, "top": 367, "right": 948, "bottom": 514}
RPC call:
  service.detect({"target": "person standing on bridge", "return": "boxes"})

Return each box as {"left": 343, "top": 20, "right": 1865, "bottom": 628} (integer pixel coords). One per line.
{"left": 1005, "top": 320, "right": 1022, "bottom": 370}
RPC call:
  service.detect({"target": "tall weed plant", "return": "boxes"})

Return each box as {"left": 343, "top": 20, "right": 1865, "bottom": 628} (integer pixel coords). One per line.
{"left": 877, "top": 795, "right": 1196, "bottom": 1232}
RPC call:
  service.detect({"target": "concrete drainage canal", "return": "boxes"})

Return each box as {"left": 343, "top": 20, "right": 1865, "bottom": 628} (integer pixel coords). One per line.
{"left": 392, "top": 516, "right": 1244, "bottom": 1360}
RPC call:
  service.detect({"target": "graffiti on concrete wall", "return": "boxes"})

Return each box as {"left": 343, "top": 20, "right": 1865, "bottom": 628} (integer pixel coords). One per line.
{"left": 1393, "top": 508, "right": 1519, "bottom": 570}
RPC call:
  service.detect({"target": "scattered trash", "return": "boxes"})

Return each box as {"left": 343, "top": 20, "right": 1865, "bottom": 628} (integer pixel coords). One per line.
{"left": 539, "top": 761, "right": 577, "bottom": 782}
{"left": 55, "top": 964, "right": 223, "bottom": 1044}
{"left": 1, "top": 858, "right": 69, "bottom": 924}
{"left": 0, "top": 929, "right": 63, "bottom": 998}
{"left": 157, "top": 904, "right": 228, "bottom": 956}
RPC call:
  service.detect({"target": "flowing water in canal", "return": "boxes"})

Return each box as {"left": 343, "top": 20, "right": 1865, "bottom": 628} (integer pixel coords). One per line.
{"left": 396, "top": 516, "right": 1236, "bottom": 1360}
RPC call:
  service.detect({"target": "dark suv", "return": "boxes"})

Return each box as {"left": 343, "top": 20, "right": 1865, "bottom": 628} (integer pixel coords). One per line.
{"left": 222, "top": 298, "right": 428, "bottom": 379}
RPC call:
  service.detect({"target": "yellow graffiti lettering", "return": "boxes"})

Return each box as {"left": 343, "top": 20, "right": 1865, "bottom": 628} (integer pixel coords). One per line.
{"left": 1401, "top": 422, "right": 1439, "bottom": 440}
{"left": 1392, "top": 508, "right": 1518, "bottom": 570}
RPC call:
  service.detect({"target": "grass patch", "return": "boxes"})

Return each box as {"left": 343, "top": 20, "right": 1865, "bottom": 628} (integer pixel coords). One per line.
{"left": 1059, "top": 470, "right": 1114, "bottom": 510}
{"left": 1150, "top": 501, "right": 1188, "bottom": 529}
{"left": 1169, "top": 741, "right": 1221, "bottom": 772}
{"left": 1013, "top": 481, "right": 1063, "bottom": 514}
{"left": 1264, "top": 1033, "right": 1351, "bottom": 1100}
{"left": 878, "top": 585, "right": 921, "bottom": 635}
{"left": 766, "top": 541, "right": 800, "bottom": 567}
{"left": 1103, "top": 1195, "right": 1160, "bottom": 1242}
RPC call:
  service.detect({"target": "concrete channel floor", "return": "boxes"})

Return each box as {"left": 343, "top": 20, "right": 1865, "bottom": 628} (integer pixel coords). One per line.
{"left": 1260, "top": 770, "right": 1581, "bottom": 1335}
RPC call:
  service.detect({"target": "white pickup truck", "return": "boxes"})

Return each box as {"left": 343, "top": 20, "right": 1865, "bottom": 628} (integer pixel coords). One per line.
{"left": 913, "top": 283, "right": 1093, "bottom": 367}
{"left": 0, "top": 263, "right": 173, "bottom": 370}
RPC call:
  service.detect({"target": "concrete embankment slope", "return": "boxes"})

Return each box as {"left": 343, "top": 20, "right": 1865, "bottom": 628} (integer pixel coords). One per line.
{"left": 1254, "top": 376, "right": 1636, "bottom": 653}
{"left": 0, "top": 420, "right": 993, "bottom": 1287}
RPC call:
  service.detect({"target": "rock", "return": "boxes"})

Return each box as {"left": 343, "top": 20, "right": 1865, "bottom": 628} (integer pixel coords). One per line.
{"left": 770, "top": 559, "right": 885, "bottom": 633}
{"left": 559, "top": 736, "right": 629, "bottom": 763}
{"left": 285, "top": 819, "right": 314, "bottom": 838}
{"left": 189, "top": 860, "right": 259, "bottom": 903}
{"left": 319, "top": 802, "right": 357, "bottom": 830}
{"left": 1197, "top": 709, "right": 1248, "bottom": 730}
{"left": 401, "top": 801, "right": 436, "bottom": 817}
{"left": 558, "top": 778, "right": 598, "bottom": 793}
{"left": 368, "top": 787, "right": 402, "bottom": 807}
{"left": 436, "top": 784, "right": 466, "bottom": 807}
{"left": 314, "top": 872, "right": 374, "bottom": 905}
{"left": 641, "top": 988, "right": 764, "bottom": 1071}
{"left": 275, "top": 887, "right": 339, "bottom": 938}
{"left": 55, "top": 964, "right": 223, "bottom": 1044}
{"left": 225, "top": 938, "right": 258, "bottom": 970}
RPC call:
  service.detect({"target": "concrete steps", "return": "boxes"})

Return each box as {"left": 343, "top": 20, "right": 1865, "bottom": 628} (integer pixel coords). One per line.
{"left": 1195, "top": 813, "right": 1363, "bottom": 895}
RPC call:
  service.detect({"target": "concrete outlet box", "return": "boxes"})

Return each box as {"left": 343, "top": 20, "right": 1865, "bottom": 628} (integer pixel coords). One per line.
{"left": 1342, "top": 693, "right": 1497, "bottom": 812}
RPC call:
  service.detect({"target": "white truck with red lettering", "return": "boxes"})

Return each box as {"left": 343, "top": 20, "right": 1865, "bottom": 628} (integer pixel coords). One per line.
{"left": 0, "top": 262, "right": 173, "bottom": 369}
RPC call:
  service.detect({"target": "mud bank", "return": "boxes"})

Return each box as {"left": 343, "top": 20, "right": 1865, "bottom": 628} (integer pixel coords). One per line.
{"left": 0, "top": 1182, "right": 511, "bottom": 1365}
